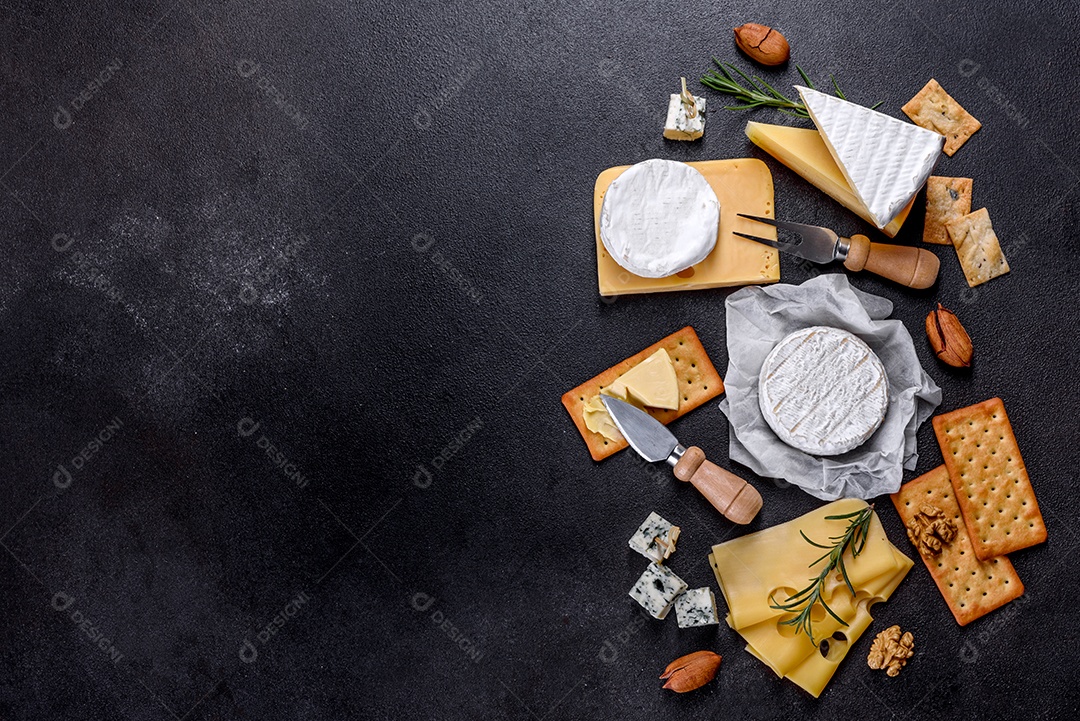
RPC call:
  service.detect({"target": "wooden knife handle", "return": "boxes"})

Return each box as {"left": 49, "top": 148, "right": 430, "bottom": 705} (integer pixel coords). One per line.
{"left": 672, "top": 446, "right": 762, "bottom": 525}
{"left": 843, "top": 234, "right": 939, "bottom": 289}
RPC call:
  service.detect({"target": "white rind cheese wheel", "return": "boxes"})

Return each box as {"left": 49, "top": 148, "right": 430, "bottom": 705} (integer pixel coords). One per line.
{"left": 758, "top": 326, "right": 889, "bottom": 456}
{"left": 599, "top": 158, "right": 720, "bottom": 278}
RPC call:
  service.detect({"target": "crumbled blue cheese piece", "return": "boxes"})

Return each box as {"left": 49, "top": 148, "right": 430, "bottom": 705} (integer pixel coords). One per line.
{"left": 629, "top": 562, "right": 688, "bottom": 619}
{"left": 628, "top": 512, "right": 680, "bottom": 562}
{"left": 664, "top": 93, "right": 706, "bottom": 141}
{"left": 674, "top": 587, "right": 720, "bottom": 628}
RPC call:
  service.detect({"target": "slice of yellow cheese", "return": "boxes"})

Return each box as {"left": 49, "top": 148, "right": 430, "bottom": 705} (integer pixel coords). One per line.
{"left": 582, "top": 348, "right": 680, "bottom": 441}
{"left": 582, "top": 395, "right": 624, "bottom": 441}
{"left": 605, "top": 348, "right": 679, "bottom": 410}
{"left": 708, "top": 499, "right": 899, "bottom": 630}
{"left": 745, "top": 122, "right": 913, "bottom": 238}
{"left": 595, "top": 158, "right": 779, "bottom": 296}
{"left": 734, "top": 545, "right": 912, "bottom": 682}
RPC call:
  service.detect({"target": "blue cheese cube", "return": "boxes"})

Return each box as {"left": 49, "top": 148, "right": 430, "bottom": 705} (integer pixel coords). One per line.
{"left": 628, "top": 512, "right": 680, "bottom": 562}
{"left": 629, "top": 562, "right": 688, "bottom": 619}
{"left": 664, "top": 94, "right": 706, "bottom": 141}
{"left": 674, "top": 587, "right": 720, "bottom": 628}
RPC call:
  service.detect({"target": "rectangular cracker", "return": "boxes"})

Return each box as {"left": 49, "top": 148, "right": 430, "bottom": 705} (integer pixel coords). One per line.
{"left": 946, "top": 207, "right": 1010, "bottom": 287}
{"left": 902, "top": 79, "right": 982, "bottom": 156}
{"left": 923, "top": 176, "right": 973, "bottom": 245}
{"left": 892, "top": 466, "right": 1024, "bottom": 625}
{"left": 933, "top": 398, "right": 1047, "bottom": 559}
{"left": 561, "top": 326, "right": 723, "bottom": 461}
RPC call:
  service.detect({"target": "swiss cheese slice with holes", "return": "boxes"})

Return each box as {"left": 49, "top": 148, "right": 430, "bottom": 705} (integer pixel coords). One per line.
{"left": 737, "top": 548, "right": 911, "bottom": 697}
{"left": 758, "top": 326, "right": 889, "bottom": 457}
{"left": 599, "top": 158, "right": 719, "bottom": 278}
{"left": 710, "top": 500, "right": 912, "bottom": 698}
{"left": 707, "top": 499, "right": 903, "bottom": 631}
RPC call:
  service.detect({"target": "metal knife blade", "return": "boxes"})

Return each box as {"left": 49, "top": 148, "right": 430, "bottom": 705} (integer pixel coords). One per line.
{"left": 734, "top": 214, "right": 843, "bottom": 264}
{"left": 601, "top": 396, "right": 682, "bottom": 464}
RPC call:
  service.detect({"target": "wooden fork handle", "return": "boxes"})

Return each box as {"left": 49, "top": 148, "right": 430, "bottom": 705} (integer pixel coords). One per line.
{"left": 843, "top": 234, "right": 939, "bottom": 289}
{"left": 672, "top": 446, "right": 762, "bottom": 525}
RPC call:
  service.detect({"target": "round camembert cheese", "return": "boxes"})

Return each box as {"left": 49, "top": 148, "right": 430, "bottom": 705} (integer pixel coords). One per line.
{"left": 758, "top": 326, "right": 889, "bottom": 456}
{"left": 599, "top": 158, "right": 720, "bottom": 278}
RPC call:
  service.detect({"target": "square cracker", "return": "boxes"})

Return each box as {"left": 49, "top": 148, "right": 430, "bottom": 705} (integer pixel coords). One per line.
{"left": 933, "top": 398, "right": 1047, "bottom": 560}
{"left": 923, "top": 176, "right": 973, "bottom": 245}
{"left": 946, "top": 207, "right": 1010, "bottom": 287}
{"left": 561, "top": 326, "right": 723, "bottom": 461}
{"left": 892, "top": 466, "right": 1024, "bottom": 625}
{"left": 902, "top": 79, "right": 982, "bottom": 156}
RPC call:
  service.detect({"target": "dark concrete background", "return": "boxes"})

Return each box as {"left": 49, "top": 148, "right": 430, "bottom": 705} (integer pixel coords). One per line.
{"left": 2, "top": 0, "right": 1079, "bottom": 718}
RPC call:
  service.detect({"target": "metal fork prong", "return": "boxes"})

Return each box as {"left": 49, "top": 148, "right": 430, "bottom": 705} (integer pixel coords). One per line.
{"left": 736, "top": 213, "right": 779, "bottom": 226}
{"left": 733, "top": 231, "right": 787, "bottom": 249}
{"left": 737, "top": 213, "right": 825, "bottom": 238}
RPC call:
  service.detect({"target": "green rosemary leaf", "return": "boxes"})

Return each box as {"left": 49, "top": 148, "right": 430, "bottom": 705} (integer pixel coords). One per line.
{"left": 698, "top": 59, "right": 879, "bottom": 118}
{"left": 800, "top": 530, "right": 833, "bottom": 549}
{"left": 831, "top": 75, "right": 846, "bottom": 100}
{"left": 773, "top": 505, "right": 875, "bottom": 646}
{"left": 818, "top": 596, "right": 849, "bottom": 627}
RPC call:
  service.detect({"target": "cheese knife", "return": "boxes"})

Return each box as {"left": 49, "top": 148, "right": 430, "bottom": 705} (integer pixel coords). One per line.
{"left": 601, "top": 396, "right": 762, "bottom": 525}
{"left": 734, "top": 214, "right": 939, "bottom": 289}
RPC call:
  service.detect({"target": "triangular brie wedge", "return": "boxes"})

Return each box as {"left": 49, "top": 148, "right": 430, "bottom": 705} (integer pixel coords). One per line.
{"left": 796, "top": 86, "right": 944, "bottom": 229}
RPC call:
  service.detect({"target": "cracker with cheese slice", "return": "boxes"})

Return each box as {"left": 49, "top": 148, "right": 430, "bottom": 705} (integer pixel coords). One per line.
{"left": 933, "top": 398, "right": 1046, "bottom": 559}
{"left": 923, "top": 176, "right": 973, "bottom": 245}
{"left": 561, "top": 326, "right": 723, "bottom": 461}
{"left": 902, "top": 79, "right": 982, "bottom": 156}
{"left": 892, "top": 465, "right": 1025, "bottom": 625}
{"left": 946, "top": 207, "right": 1010, "bottom": 287}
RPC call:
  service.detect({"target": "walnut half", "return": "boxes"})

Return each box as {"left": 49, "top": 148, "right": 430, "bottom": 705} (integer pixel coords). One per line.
{"left": 905, "top": 503, "right": 958, "bottom": 558}
{"left": 867, "top": 625, "right": 915, "bottom": 677}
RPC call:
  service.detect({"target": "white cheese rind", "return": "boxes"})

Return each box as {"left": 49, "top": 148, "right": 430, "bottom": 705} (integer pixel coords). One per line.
{"left": 797, "top": 86, "right": 943, "bottom": 229}
{"left": 627, "top": 511, "right": 679, "bottom": 562}
{"left": 599, "top": 159, "right": 720, "bottom": 278}
{"left": 664, "top": 94, "right": 706, "bottom": 141}
{"left": 674, "top": 587, "right": 719, "bottom": 628}
{"left": 758, "top": 326, "right": 889, "bottom": 456}
{"left": 629, "top": 562, "right": 688, "bottom": 619}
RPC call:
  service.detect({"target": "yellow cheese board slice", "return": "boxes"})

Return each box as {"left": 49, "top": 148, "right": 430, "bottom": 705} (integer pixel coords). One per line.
{"left": 593, "top": 158, "right": 780, "bottom": 296}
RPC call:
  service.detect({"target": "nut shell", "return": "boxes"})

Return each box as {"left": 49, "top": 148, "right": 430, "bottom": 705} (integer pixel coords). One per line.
{"left": 926, "top": 304, "right": 973, "bottom": 368}
{"left": 734, "top": 23, "right": 791, "bottom": 66}
{"left": 660, "top": 650, "right": 721, "bottom": 693}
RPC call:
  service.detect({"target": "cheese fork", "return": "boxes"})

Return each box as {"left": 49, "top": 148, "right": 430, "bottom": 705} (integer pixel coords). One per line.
{"left": 734, "top": 214, "right": 940, "bottom": 289}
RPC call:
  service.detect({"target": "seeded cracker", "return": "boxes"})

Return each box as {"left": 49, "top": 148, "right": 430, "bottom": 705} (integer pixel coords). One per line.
{"left": 933, "top": 398, "right": 1047, "bottom": 560}
{"left": 923, "top": 176, "right": 973, "bottom": 245}
{"left": 892, "top": 466, "right": 1024, "bottom": 625}
{"left": 946, "top": 208, "right": 1010, "bottom": 287}
{"left": 561, "top": 327, "right": 724, "bottom": 461}
{"left": 902, "top": 79, "right": 982, "bottom": 156}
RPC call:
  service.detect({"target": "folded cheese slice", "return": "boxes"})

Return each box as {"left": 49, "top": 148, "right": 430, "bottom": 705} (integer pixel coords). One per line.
{"left": 733, "top": 546, "right": 912, "bottom": 683}
{"left": 709, "top": 499, "right": 899, "bottom": 630}
{"left": 744, "top": 122, "right": 913, "bottom": 237}
{"left": 797, "top": 86, "right": 943, "bottom": 229}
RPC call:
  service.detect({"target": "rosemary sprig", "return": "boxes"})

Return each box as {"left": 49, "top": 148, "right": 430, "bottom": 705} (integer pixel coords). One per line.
{"left": 699, "top": 59, "right": 882, "bottom": 118}
{"left": 769, "top": 505, "right": 875, "bottom": 646}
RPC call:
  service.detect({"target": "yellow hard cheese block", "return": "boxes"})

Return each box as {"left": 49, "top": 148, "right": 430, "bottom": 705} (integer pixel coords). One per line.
{"left": 606, "top": 348, "right": 678, "bottom": 410}
{"left": 594, "top": 158, "right": 779, "bottom": 296}
{"left": 708, "top": 499, "right": 899, "bottom": 630}
{"left": 745, "top": 122, "right": 913, "bottom": 238}
{"left": 581, "top": 348, "right": 680, "bottom": 441}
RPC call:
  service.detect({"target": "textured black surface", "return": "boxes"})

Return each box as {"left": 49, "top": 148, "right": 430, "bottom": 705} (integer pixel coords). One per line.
{"left": 2, "top": 1, "right": 1080, "bottom": 719}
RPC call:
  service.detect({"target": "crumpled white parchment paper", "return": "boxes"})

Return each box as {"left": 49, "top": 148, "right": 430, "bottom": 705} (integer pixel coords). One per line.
{"left": 718, "top": 274, "right": 941, "bottom": 500}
